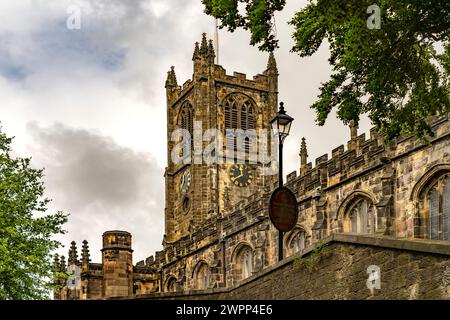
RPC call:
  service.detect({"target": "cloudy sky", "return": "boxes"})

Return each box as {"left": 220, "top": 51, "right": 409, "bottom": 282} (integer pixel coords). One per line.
{"left": 0, "top": 0, "right": 371, "bottom": 263}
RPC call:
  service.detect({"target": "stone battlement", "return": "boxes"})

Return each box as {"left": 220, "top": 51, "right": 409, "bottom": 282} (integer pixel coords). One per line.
{"left": 165, "top": 33, "right": 275, "bottom": 109}
{"left": 168, "top": 63, "right": 271, "bottom": 108}
{"left": 286, "top": 114, "right": 450, "bottom": 195}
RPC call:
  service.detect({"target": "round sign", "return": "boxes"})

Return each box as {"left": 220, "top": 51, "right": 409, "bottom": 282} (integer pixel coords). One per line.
{"left": 268, "top": 187, "right": 298, "bottom": 232}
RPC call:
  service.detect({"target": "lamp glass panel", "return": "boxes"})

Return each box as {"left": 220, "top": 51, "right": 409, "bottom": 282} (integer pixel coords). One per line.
{"left": 270, "top": 118, "right": 278, "bottom": 131}
{"left": 283, "top": 121, "right": 292, "bottom": 135}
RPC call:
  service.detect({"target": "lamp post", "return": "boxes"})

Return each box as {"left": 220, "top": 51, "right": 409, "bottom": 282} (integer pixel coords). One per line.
{"left": 270, "top": 102, "right": 294, "bottom": 261}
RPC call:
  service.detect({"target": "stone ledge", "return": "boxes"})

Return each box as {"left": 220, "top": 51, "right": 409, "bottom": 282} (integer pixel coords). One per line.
{"left": 331, "top": 233, "right": 450, "bottom": 256}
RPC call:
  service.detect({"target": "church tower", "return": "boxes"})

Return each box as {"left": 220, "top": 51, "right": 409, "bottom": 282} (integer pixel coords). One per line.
{"left": 164, "top": 33, "right": 278, "bottom": 244}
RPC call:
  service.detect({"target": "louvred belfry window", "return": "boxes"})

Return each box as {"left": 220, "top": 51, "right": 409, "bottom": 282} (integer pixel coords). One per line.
{"left": 224, "top": 95, "right": 256, "bottom": 153}
{"left": 178, "top": 102, "right": 194, "bottom": 159}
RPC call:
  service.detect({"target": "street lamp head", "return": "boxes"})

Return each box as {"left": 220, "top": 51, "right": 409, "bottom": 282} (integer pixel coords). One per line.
{"left": 270, "top": 102, "right": 294, "bottom": 142}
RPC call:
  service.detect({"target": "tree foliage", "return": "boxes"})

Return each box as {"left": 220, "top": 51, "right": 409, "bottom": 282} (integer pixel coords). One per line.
{"left": 203, "top": 0, "right": 286, "bottom": 51}
{"left": 0, "top": 127, "right": 68, "bottom": 299}
{"left": 203, "top": 0, "right": 450, "bottom": 140}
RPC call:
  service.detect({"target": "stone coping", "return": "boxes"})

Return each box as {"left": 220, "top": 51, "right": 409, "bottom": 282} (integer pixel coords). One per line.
{"left": 331, "top": 233, "right": 450, "bottom": 256}
{"left": 109, "top": 234, "right": 450, "bottom": 300}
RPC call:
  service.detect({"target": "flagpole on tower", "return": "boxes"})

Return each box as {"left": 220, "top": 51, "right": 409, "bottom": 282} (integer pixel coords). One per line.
{"left": 215, "top": 18, "right": 219, "bottom": 65}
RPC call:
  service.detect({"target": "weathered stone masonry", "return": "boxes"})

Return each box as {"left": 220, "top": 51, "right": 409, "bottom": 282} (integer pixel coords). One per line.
{"left": 122, "top": 234, "right": 450, "bottom": 300}
{"left": 55, "top": 34, "right": 450, "bottom": 300}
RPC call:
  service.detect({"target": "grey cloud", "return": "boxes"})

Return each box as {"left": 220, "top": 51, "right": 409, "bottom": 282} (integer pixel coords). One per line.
{"left": 26, "top": 122, "right": 164, "bottom": 262}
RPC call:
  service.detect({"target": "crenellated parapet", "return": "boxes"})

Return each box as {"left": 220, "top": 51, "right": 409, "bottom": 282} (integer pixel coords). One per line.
{"left": 166, "top": 66, "right": 272, "bottom": 109}
{"left": 286, "top": 115, "right": 449, "bottom": 196}
{"left": 165, "top": 34, "right": 276, "bottom": 109}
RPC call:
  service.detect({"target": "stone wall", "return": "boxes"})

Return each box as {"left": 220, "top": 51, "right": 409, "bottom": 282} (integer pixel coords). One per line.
{"left": 127, "top": 234, "right": 450, "bottom": 300}
{"left": 80, "top": 264, "right": 102, "bottom": 300}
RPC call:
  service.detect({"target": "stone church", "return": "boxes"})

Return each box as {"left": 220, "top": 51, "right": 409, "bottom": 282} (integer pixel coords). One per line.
{"left": 54, "top": 34, "right": 450, "bottom": 300}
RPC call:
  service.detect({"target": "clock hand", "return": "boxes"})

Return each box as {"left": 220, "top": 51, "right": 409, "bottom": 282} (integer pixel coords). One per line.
{"left": 231, "top": 173, "right": 243, "bottom": 182}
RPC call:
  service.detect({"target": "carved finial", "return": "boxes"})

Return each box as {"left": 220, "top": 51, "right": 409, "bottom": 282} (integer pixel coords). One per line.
{"left": 81, "top": 240, "right": 90, "bottom": 265}
{"left": 300, "top": 137, "right": 308, "bottom": 162}
{"left": 300, "top": 137, "right": 309, "bottom": 175}
{"left": 200, "top": 33, "right": 208, "bottom": 56}
{"left": 208, "top": 39, "right": 215, "bottom": 64}
{"left": 165, "top": 66, "right": 177, "bottom": 88}
{"left": 266, "top": 51, "right": 278, "bottom": 73}
{"left": 349, "top": 120, "right": 359, "bottom": 150}
{"left": 68, "top": 241, "right": 78, "bottom": 265}
{"left": 60, "top": 255, "right": 67, "bottom": 272}
{"left": 279, "top": 101, "right": 285, "bottom": 113}
{"left": 350, "top": 120, "right": 358, "bottom": 140}
{"left": 192, "top": 42, "right": 200, "bottom": 60}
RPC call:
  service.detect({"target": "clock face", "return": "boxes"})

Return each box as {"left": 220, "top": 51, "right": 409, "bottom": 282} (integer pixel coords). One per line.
{"left": 180, "top": 170, "right": 191, "bottom": 194}
{"left": 229, "top": 164, "right": 253, "bottom": 187}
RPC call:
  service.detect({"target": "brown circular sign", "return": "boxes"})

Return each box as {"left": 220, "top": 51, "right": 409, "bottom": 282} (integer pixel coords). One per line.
{"left": 269, "top": 187, "right": 298, "bottom": 232}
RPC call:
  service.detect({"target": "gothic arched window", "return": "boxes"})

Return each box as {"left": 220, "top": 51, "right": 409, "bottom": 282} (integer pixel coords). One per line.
{"left": 286, "top": 229, "right": 306, "bottom": 256}
{"left": 194, "top": 262, "right": 211, "bottom": 290}
{"left": 344, "top": 198, "right": 377, "bottom": 234}
{"left": 179, "top": 102, "right": 194, "bottom": 135}
{"left": 233, "top": 244, "right": 253, "bottom": 281}
{"left": 178, "top": 102, "right": 194, "bottom": 159}
{"left": 165, "top": 276, "right": 177, "bottom": 292}
{"left": 224, "top": 95, "right": 256, "bottom": 154}
{"left": 422, "top": 175, "right": 450, "bottom": 240}
{"left": 240, "top": 102, "right": 253, "bottom": 130}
